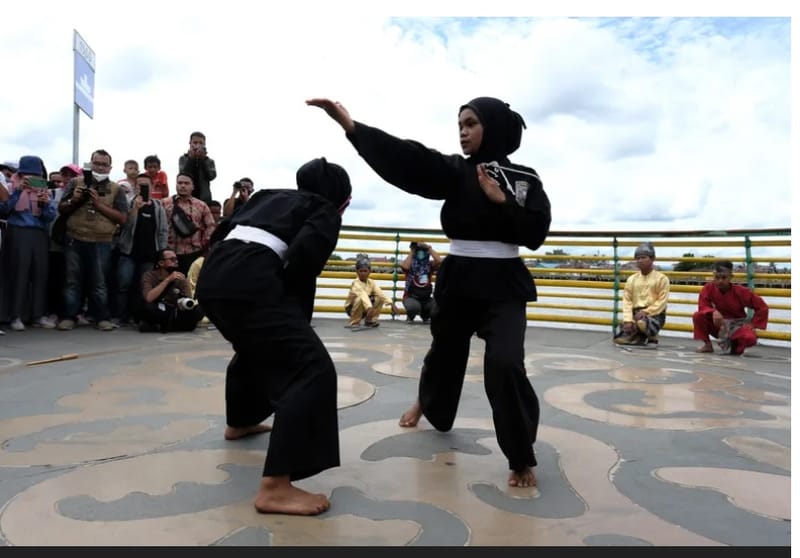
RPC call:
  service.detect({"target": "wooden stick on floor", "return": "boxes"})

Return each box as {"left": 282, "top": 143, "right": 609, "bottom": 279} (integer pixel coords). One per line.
{"left": 26, "top": 354, "right": 80, "bottom": 366}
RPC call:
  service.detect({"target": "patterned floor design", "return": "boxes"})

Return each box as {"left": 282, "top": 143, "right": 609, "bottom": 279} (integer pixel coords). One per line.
{"left": 0, "top": 319, "right": 790, "bottom": 546}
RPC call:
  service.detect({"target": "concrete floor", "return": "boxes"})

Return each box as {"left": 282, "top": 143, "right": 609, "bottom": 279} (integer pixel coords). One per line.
{"left": 0, "top": 318, "right": 790, "bottom": 546}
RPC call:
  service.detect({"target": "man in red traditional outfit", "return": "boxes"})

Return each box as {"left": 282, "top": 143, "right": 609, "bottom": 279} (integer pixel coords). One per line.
{"left": 693, "top": 260, "right": 769, "bottom": 355}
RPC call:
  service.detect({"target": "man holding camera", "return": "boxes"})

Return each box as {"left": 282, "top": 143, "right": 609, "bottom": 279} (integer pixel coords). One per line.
{"left": 400, "top": 241, "right": 441, "bottom": 323}
{"left": 223, "top": 177, "right": 254, "bottom": 218}
{"left": 139, "top": 249, "right": 203, "bottom": 333}
{"left": 178, "top": 131, "right": 217, "bottom": 205}
{"left": 113, "top": 173, "right": 169, "bottom": 325}
{"left": 56, "top": 149, "right": 129, "bottom": 332}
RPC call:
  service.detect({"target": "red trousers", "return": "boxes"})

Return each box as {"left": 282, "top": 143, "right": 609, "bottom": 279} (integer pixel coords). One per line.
{"left": 692, "top": 312, "right": 757, "bottom": 354}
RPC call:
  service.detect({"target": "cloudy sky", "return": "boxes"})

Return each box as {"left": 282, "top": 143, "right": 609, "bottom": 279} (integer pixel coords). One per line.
{"left": 0, "top": 2, "right": 794, "bottom": 236}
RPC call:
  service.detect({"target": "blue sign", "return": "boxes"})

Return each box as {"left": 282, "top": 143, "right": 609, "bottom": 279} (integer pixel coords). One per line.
{"left": 73, "top": 51, "right": 95, "bottom": 118}
{"left": 73, "top": 31, "right": 95, "bottom": 119}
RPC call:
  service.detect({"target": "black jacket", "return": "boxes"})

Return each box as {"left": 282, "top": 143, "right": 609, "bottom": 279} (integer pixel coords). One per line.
{"left": 196, "top": 189, "right": 343, "bottom": 320}
{"left": 347, "top": 122, "right": 551, "bottom": 302}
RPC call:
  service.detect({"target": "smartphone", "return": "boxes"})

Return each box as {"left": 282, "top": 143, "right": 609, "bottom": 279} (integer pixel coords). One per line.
{"left": 140, "top": 183, "right": 150, "bottom": 202}
{"left": 27, "top": 177, "right": 49, "bottom": 189}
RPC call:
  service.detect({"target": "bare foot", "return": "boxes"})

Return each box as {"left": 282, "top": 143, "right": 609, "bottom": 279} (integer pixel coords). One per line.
{"left": 399, "top": 400, "right": 422, "bottom": 427}
{"left": 695, "top": 343, "right": 714, "bottom": 353}
{"left": 225, "top": 423, "right": 272, "bottom": 440}
{"left": 508, "top": 467, "right": 537, "bottom": 488}
{"left": 254, "top": 476, "right": 331, "bottom": 515}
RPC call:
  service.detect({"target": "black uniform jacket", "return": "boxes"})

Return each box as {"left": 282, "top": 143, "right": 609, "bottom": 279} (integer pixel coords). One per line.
{"left": 347, "top": 122, "right": 551, "bottom": 302}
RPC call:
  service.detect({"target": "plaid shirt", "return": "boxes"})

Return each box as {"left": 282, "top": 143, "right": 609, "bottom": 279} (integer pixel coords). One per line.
{"left": 163, "top": 195, "right": 216, "bottom": 255}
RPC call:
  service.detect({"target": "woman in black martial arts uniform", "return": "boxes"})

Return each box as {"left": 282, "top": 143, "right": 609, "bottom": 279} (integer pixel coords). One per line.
{"left": 195, "top": 157, "right": 352, "bottom": 515}
{"left": 307, "top": 97, "right": 551, "bottom": 488}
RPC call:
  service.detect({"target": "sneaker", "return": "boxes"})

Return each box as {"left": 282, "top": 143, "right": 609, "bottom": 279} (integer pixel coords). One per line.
{"left": 10, "top": 318, "right": 25, "bottom": 331}
{"left": 0, "top": 328, "right": 5, "bottom": 335}
{"left": 630, "top": 334, "right": 647, "bottom": 346}
{"left": 76, "top": 314, "right": 92, "bottom": 327}
{"left": 96, "top": 320, "right": 115, "bottom": 331}
{"left": 614, "top": 332, "right": 644, "bottom": 345}
{"left": 613, "top": 332, "right": 633, "bottom": 345}
{"left": 57, "top": 319, "right": 75, "bottom": 331}
{"left": 33, "top": 316, "right": 57, "bottom": 329}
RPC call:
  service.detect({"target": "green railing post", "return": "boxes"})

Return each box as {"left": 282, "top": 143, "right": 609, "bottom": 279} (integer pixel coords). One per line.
{"left": 611, "top": 236, "right": 620, "bottom": 335}
{"left": 744, "top": 234, "right": 754, "bottom": 320}
{"left": 744, "top": 235, "right": 754, "bottom": 289}
{"left": 391, "top": 232, "right": 402, "bottom": 320}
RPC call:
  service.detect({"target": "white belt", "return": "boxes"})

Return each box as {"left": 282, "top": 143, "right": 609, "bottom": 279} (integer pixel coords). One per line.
{"left": 448, "top": 239, "right": 519, "bottom": 258}
{"left": 224, "top": 225, "right": 288, "bottom": 261}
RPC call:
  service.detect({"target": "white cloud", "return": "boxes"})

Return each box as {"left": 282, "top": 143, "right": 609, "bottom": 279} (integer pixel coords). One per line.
{"left": 0, "top": 5, "right": 792, "bottom": 235}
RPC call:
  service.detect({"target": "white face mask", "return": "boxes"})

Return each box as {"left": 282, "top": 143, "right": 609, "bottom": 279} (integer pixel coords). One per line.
{"left": 92, "top": 171, "right": 109, "bottom": 182}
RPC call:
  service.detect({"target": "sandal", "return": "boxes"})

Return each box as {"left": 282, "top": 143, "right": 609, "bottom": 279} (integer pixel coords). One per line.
{"left": 364, "top": 321, "right": 380, "bottom": 328}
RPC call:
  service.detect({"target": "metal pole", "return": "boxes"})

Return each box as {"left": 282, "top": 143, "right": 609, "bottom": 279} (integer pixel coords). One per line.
{"left": 72, "top": 104, "right": 80, "bottom": 165}
{"left": 611, "top": 236, "right": 620, "bottom": 335}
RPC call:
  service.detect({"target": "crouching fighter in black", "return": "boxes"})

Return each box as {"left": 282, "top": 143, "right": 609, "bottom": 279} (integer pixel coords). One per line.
{"left": 195, "top": 157, "right": 352, "bottom": 516}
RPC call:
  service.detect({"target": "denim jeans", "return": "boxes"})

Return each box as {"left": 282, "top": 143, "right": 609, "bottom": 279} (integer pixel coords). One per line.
{"left": 115, "top": 254, "right": 155, "bottom": 322}
{"left": 63, "top": 237, "right": 113, "bottom": 321}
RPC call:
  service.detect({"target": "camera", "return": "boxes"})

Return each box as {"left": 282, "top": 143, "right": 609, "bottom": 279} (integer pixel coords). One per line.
{"left": 177, "top": 297, "right": 198, "bottom": 311}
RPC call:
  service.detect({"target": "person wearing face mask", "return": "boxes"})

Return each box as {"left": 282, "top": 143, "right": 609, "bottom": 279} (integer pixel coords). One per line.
{"left": 308, "top": 96, "right": 551, "bottom": 489}
{"left": 400, "top": 241, "right": 441, "bottom": 323}
{"left": 56, "top": 149, "right": 129, "bottom": 331}
{"left": 139, "top": 248, "right": 203, "bottom": 333}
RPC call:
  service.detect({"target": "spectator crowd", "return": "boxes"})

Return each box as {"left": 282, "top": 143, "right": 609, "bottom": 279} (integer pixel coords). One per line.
{"left": 0, "top": 131, "right": 233, "bottom": 335}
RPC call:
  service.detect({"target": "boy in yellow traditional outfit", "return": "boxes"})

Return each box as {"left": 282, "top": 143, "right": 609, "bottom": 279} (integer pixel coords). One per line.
{"left": 344, "top": 254, "right": 390, "bottom": 328}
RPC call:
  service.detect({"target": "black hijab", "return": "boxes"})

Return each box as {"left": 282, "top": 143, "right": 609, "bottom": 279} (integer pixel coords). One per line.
{"left": 296, "top": 157, "right": 352, "bottom": 211}
{"left": 459, "top": 97, "right": 527, "bottom": 164}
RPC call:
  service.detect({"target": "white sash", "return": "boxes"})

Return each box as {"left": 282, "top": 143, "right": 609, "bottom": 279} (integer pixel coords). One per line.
{"left": 448, "top": 239, "right": 519, "bottom": 258}
{"left": 224, "top": 225, "right": 288, "bottom": 260}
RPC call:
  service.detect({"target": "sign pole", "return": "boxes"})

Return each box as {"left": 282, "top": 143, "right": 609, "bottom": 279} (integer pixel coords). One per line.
{"left": 72, "top": 29, "right": 96, "bottom": 166}
{"left": 72, "top": 96, "right": 80, "bottom": 166}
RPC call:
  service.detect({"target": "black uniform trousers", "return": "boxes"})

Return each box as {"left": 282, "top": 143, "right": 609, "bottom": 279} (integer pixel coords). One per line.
{"left": 200, "top": 297, "right": 340, "bottom": 481}
{"left": 420, "top": 296, "right": 539, "bottom": 472}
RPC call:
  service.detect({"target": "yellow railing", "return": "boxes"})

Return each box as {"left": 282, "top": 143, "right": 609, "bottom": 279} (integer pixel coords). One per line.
{"left": 316, "top": 226, "right": 790, "bottom": 343}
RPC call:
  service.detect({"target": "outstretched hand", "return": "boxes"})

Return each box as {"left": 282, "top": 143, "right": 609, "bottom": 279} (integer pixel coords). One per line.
{"left": 306, "top": 98, "right": 356, "bottom": 134}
